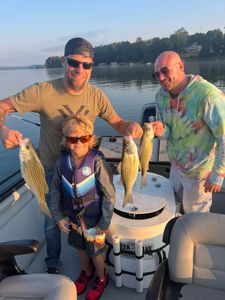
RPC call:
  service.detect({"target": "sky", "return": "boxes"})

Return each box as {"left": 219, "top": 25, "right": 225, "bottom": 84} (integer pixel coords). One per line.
{"left": 0, "top": 0, "right": 225, "bottom": 66}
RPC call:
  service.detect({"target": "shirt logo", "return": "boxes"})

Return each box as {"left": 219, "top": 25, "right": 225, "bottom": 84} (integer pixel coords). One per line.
{"left": 82, "top": 166, "right": 92, "bottom": 176}
{"left": 57, "top": 105, "right": 90, "bottom": 118}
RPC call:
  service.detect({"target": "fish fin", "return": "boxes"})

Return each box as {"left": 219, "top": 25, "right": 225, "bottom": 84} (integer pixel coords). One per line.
{"left": 141, "top": 174, "right": 147, "bottom": 189}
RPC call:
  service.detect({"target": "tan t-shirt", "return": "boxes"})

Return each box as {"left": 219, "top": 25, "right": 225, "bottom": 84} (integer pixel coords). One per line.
{"left": 10, "top": 78, "right": 117, "bottom": 168}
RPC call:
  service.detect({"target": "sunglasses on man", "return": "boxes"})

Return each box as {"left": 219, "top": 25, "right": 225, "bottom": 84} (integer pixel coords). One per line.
{"left": 152, "top": 62, "right": 181, "bottom": 80}
{"left": 66, "top": 57, "right": 94, "bottom": 70}
{"left": 65, "top": 135, "right": 92, "bottom": 144}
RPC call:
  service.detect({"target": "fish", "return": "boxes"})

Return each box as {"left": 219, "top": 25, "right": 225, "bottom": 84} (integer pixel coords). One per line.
{"left": 139, "top": 123, "right": 154, "bottom": 188}
{"left": 19, "top": 138, "right": 51, "bottom": 217}
{"left": 120, "top": 136, "right": 139, "bottom": 207}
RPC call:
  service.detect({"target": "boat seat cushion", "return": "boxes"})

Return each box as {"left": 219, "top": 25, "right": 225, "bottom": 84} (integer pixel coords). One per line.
{"left": 168, "top": 212, "right": 225, "bottom": 290}
{"left": 0, "top": 273, "right": 77, "bottom": 300}
{"left": 179, "top": 284, "right": 225, "bottom": 300}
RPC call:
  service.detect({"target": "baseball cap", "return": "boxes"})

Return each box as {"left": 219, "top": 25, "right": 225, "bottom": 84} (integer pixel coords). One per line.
{"left": 64, "top": 37, "right": 94, "bottom": 59}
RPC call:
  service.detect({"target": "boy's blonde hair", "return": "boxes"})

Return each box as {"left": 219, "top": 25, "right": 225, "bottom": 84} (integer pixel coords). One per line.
{"left": 61, "top": 114, "right": 97, "bottom": 149}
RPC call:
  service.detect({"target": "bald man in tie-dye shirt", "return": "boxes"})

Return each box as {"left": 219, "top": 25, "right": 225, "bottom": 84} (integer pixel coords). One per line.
{"left": 151, "top": 51, "right": 225, "bottom": 213}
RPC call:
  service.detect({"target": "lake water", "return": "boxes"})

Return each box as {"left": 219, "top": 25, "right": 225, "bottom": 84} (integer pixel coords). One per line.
{"left": 1, "top": 60, "right": 225, "bottom": 190}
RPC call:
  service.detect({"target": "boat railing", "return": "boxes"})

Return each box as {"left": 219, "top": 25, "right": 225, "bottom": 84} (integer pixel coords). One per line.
{"left": 0, "top": 170, "right": 24, "bottom": 203}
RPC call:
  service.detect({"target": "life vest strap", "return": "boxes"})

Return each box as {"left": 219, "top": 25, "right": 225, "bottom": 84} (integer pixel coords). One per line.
{"left": 73, "top": 194, "right": 96, "bottom": 207}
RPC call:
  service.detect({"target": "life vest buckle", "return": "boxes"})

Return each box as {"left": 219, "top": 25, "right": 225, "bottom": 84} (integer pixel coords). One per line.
{"left": 77, "top": 208, "right": 85, "bottom": 219}
{"left": 73, "top": 196, "right": 84, "bottom": 209}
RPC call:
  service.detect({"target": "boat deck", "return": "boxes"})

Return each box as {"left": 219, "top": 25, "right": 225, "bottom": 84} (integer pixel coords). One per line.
{"left": 27, "top": 234, "right": 148, "bottom": 299}
{"left": 1, "top": 135, "right": 225, "bottom": 299}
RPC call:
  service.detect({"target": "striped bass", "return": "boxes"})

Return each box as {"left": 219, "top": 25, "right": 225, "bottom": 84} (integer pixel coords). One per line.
{"left": 121, "top": 136, "right": 139, "bottom": 207}
{"left": 139, "top": 123, "right": 154, "bottom": 188}
{"left": 19, "top": 138, "right": 51, "bottom": 216}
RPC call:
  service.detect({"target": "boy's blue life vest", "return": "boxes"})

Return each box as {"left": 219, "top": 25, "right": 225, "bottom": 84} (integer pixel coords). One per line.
{"left": 60, "top": 149, "right": 103, "bottom": 223}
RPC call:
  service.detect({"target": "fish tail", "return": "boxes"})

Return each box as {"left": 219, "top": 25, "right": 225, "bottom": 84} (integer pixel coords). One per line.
{"left": 38, "top": 195, "right": 52, "bottom": 217}
{"left": 41, "top": 204, "right": 52, "bottom": 218}
{"left": 123, "top": 192, "right": 133, "bottom": 207}
{"left": 141, "top": 173, "right": 147, "bottom": 189}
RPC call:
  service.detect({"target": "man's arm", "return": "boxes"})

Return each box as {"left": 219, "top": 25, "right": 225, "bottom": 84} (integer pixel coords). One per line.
{"left": 108, "top": 114, "right": 143, "bottom": 138}
{"left": 0, "top": 98, "right": 15, "bottom": 125}
{"left": 0, "top": 98, "right": 23, "bottom": 148}
{"left": 202, "top": 92, "right": 225, "bottom": 193}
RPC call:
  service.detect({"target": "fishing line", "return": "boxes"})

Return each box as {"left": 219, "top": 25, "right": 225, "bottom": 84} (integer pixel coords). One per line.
{"left": 10, "top": 114, "right": 40, "bottom": 127}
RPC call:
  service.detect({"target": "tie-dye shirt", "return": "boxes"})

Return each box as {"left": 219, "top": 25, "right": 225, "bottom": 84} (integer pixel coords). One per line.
{"left": 156, "top": 75, "right": 225, "bottom": 186}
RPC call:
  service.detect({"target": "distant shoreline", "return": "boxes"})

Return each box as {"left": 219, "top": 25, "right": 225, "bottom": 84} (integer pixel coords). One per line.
{"left": 0, "top": 65, "right": 45, "bottom": 70}
{"left": 1, "top": 56, "right": 225, "bottom": 71}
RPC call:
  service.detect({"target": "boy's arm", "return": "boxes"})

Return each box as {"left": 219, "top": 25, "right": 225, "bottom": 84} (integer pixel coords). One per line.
{"left": 95, "top": 154, "right": 116, "bottom": 231}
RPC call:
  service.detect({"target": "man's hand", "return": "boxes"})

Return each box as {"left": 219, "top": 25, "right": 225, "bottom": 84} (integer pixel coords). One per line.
{"left": 204, "top": 180, "right": 221, "bottom": 193}
{"left": 127, "top": 122, "right": 143, "bottom": 139}
{"left": 57, "top": 219, "right": 70, "bottom": 234}
{"left": 0, "top": 125, "right": 23, "bottom": 149}
{"left": 150, "top": 121, "right": 165, "bottom": 137}
{"left": 108, "top": 115, "right": 143, "bottom": 138}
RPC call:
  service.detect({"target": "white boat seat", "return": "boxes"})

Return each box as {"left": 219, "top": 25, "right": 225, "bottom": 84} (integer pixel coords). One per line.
{"left": 146, "top": 212, "right": 225, "bottom": 300}
{"left": 169, "top": 212, "right": 225, "bottom": 290}
{"left": 0, "top": 239, "right": 77, "bottom": 300}
{"left": 0, "top": 273, "right": 76, "bottom": 300}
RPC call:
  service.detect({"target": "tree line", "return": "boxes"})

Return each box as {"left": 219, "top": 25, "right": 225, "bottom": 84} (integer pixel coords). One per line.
{"left": 45, "top": 27, "right": 225, "bottom": 68}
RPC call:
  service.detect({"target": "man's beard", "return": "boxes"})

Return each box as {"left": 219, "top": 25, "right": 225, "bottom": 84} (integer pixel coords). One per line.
{"left": 68, "top": 77, "right": 86, "bottom": 92}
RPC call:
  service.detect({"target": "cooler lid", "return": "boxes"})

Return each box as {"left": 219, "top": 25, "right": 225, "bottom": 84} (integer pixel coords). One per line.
{"left": 113, "top": 172, "right": 167, "bottom": 219}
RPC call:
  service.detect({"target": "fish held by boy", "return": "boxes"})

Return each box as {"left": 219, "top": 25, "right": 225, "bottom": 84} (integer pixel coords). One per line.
{"left": 120, "top": 135, "right": 139, "bottom": 207}
{"left": 139, "top": 123, "right": 154, "bottom": 188}
{"left": 19, "top": 138, "right": 51, "bottom": 217}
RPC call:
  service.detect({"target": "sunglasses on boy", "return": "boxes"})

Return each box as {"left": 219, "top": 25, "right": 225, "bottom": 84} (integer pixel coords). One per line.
{"left": 66, "top": 57, "right": 94, "bottom": 70}
{"left": 152, "top": 62, "right": 181, "bottom": 80}
{"left": 65, "top": 135, "right": 92, "bottom": 144}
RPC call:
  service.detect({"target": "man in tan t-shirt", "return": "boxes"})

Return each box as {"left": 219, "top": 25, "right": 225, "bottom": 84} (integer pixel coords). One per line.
{"left": 0, "top": 37, "right": 143, "bottom": 274}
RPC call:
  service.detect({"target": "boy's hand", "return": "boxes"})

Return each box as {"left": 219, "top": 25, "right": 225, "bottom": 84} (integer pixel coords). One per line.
{"left": 57, "top": 219, "right": 70, "bottom": 234}
{"left": 95, "top": 226, "right": 106, "bottom": 235}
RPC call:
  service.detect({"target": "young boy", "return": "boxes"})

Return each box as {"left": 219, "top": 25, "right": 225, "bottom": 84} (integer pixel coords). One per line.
{"left": 49, "top": 114, "right": 115, "bottom": 300}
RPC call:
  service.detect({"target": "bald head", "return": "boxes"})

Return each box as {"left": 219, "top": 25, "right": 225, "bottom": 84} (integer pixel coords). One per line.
{"left": 154, "top": 51, "right": 187, "bottom": 93}
{"left": 155, "top": 51, "right": 182, "bottom": 69}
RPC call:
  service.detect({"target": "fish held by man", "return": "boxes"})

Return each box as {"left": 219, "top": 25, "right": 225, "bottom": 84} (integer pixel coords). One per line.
{"left": 139, "top": 123, "right": 154, "bottom": 188}
{"left": 120, "top": 135, "right": 139, "bottom": 207}
{"left": 19, "top": 138, "right": 51, "bottom": 217}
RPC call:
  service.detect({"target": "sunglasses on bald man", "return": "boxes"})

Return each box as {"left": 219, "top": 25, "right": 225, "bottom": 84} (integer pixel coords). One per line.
{"left": 152, "top": 62, "right": 181, "bottom": 80}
